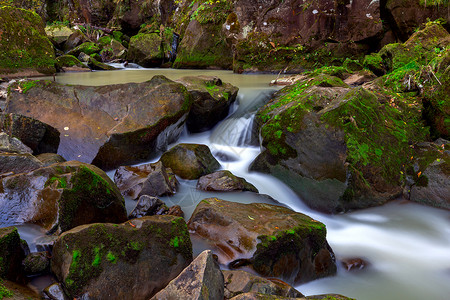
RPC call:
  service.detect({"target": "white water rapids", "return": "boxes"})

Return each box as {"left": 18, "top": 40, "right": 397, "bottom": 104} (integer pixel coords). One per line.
{"left": 21, "top": 68, "right": 449, "bottom": 300}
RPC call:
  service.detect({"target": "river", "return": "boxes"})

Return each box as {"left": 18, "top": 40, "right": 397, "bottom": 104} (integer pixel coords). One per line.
{"left": 32, "top": 68, "right": 450, "bottom": 300}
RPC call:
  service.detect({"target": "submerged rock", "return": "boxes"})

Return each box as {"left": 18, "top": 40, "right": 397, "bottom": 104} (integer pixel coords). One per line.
{"left": 0, "top": 226, "right": 26, "bottom": 282}
{"left": 197, "top": 170, "right": 258, "bottom": 193}
{"left": 6, "top": 76, "right": 192, "bottom": 169}
{"left": 176, "top": 76, "right": 239, "bottom": 132}
{"left": 160, "top": 143, "right": 221, "bottom": 180}
{"left": 114, "top": 161, "right": 178, "bottom": 199}
{"left": 0, "top": 6, "right": 55, "bottom": 77}
{"left": 223, "top": 270, "right": 303, "bottom": 299}
{"left": 188, "top": 198, "right": 336, "bottom": 285}
{"left": 0, "top": 161, "right": 127, "bottom": 234}
{"left": 51, "top": 216, "right": 193, "bottom": 300}
{"left": 151, "top": 250, "right": 224, "bottom": 300}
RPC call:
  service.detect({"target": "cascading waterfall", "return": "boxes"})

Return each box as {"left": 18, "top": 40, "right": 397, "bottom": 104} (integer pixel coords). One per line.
{"left": 16, "top": 69, "right": 450, "bottom": 300}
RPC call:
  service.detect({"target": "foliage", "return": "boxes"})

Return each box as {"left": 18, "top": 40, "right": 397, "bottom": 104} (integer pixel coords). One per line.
{"left": 0, "top": 280, "right": 13, "bottom": 300}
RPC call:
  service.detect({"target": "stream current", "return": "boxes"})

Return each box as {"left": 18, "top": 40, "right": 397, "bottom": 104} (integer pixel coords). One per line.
{"left": 28, "top": 68, "right": 450, "bottom": 300}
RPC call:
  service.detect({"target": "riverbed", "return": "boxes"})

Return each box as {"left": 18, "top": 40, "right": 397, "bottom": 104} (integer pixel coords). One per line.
{"left": 31, "top": 68, "right": 450, "bottom": 300}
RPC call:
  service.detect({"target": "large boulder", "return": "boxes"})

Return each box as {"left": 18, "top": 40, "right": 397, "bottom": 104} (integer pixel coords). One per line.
{"left": 51, "top": 216, "right": 193, "bottom": 299}
{"left": 176, "top": 76, "right": 239, "bottom": 132}
{"left": 223, "top": 270, "right": 303, "bottom": 299}
{"left": 386, "top": 0, "right": 450, "bottom": 41}
{"left": 0, "top": 6, "right": 55, "bottom": 77}
{"left": 173, "top": 2, "right": 233, "bottom": 70}
{"left": 151, "top": 250, "right": 224, "bottom": 300}
{"left": 0, "top": 226, "right": 26, "bottom": 282}
{"left": 1, "top": 113, "right": 60, "bottom": 155}
{"left": 160, "top": 144, "right": 221, "bottom": 179}
{"left": 188, "top": 199, "right": 337, "bottom": 285}
{"left": 0, "top": 161, "right": 127, "bottom": 234}
{"left": 127, "top": 32, "right": 164, "bottom": 67}
{"left": 114, "top": 161, "right": 179, "bottom": 199}
{"left": 251, "top": 75, "right": 428, "bottom": 213}
{"left": 6, "top": 76, "right": 192, "bottom": 169}
{"left": 197, "top": 170, "right": 258, "bottom": 193}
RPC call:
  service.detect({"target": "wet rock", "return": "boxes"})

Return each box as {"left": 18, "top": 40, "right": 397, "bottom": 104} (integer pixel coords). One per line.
{"left": 128, "top": 195, "right": 169, "bottom": 219}
{"left": 151, "top": 250, "right": 224, "bottom": 300}
{"left": 36, "top": 153, "right": 67, "bottom": 167}
{"left": 51, "top": 215, "right": 193, "bottom": 300}
{"left": 43, "top": 283, "right": 67, "bottom": 300}
{"left": 176, "top": 76, "right": 239, "bottom": 132}
{"left": 114, "top": 161, "right": 179, "bottom": 199}
{"left": 223, "top": 270, "right": 303, "bottom": 299}
{"left": 0, "top": 153, "right": 43, "bottom": 175}
{"left": 35, "top": 235, "right": 58, "bottom": 252}
{"left": 386, "top": 0, "right": 450, "bottom": 41}
{"left": 408, "top": 139, "right": 450, "bottom": 210}
{"left": 0, "top": 226, "right": 26, "bottom": 282}
{"left": 340, "top": 257, "right": 370, "bottom": 272}
{"left": 0, "top": 132, "right": 33, "bottom": 154}
{"left": 62, "top": 30, "right": 89, "bottom": 53}
{"left": 160, "top": 143, "right": 221, "bottom": 180}
{"left": 0, "top": 161, "right": 127, "bottom": 234}
{"left": 87, "top": 57, "right": 117, "bottom": 70}
{"left": 306, "top": 294, "right": 356, "bottom": 300}
{"left": 0, "top": 113, "right": 60, "bottom": 155}
{"left": 127, "top": 33, "right": 164, "bottom": 67}
{"left": 197, "top": 170, "right": 258, "bottom": 193}
{"left": 0, "top": 6, "right": 55, "bottom": 77}
{"left": 188, "top": 198, "right": 336, "bottom": 285}
{"left": 167, "top": 205, "right": 184, "bottom": 217}
{"left": 6, "top": 76, "right": 192, "bottom": 169}
{"left": 22, "top": 251, "right": 50, "bottom": 276}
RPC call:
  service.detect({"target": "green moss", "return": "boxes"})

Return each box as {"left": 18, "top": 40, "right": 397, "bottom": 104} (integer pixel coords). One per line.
{"left": 46, "top": 176, "right": 68, "bottom": 189}
{"left": 257, "top": 74, "right": 348, "bottom": 158}
{"left": 106, "top": 251, "right": 117, "bottom": 264}
{"left": 322, "top": 87, "right": 427, "bottom": 184}
{"left": 0, "top": 6, "right": 56, "bottom": 74}
{"left": 0, "top": 279, "right": 13, "bottom": 300}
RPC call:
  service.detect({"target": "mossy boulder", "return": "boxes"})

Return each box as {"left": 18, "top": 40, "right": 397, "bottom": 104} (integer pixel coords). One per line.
{"left": 160, "top": 143, "right": 221, "bottom": 180}
{"left": 22, "top": 252, "right": 50, "bottom": 276}
{"left": 6, "top": 76, "right": 193, "bottom": 169}
{"left": 188, "top": 198, "right": 336, "bottom": 285}
{"left": 0, "top": 6, "right": 55, "bottom": 77}
{"left": 127, "top": 33, "right": 164, "bottom": 67}
{"left": 176, "top": 76, "right": 239, "bottom": 132}
{"left": 66, "top": 42, "right": 101, "bottom": 57}
{"left": 51, "top": 215, "right": 193, "bottom": 299}
{"left": 87, "top": 57, "right": 117, "bottom": 71}
{"left": 45, "top": 25, "right": 73, "bottom": 45}
{"left": 56, "top": 55, "right": 90, "bottom": 72}
{"left": 0, "top": 226, "right": 26, "bottom": 282}
{"left": 408, "top": 139, "right": 450, "bottom": 210}
{"left": 62, "top": 29, "right": 89, "bottom": 53}
{"left": 0, "top": 161, "right": 127, "bottom": 234}
{"left": 251, "top": 75, "right": 428, "bottom": 213}
{"left": 197, "top": 170, "right": 258, "bottom": 193}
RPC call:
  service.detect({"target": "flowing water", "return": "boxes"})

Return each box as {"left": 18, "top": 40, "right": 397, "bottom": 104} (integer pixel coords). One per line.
{"left": 25, "top": 69, "right": 450, "bottom": 300}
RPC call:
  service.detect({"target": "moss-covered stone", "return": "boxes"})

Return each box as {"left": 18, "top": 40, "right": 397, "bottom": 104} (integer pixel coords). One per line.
{"left": 127, "top": 32, "right": 163, "bottom": 67}
{"left": 0, "top": 226, "right": 25, "bottom": 282}
{"left": 0, "top": 6, "right": 56, "bottom": 76}
{"left": 55, "top": 55, "right": 88, "bottom": 70}
{"left": 66, "top": 42, "right": 100, "bottom": 57}
{"left": 51, "top": 215, "right": 192, "bottom": 299}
